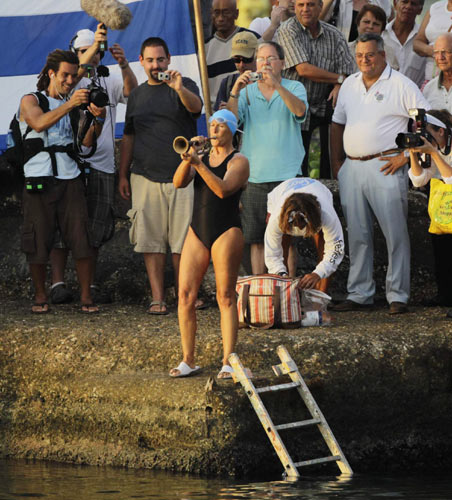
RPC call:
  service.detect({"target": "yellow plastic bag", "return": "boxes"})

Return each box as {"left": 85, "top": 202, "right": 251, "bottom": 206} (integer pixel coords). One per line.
{"left": 428, "top": 178, "right": 452, "bottom": 234}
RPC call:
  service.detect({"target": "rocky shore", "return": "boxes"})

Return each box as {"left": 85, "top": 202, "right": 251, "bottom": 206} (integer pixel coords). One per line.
{"left": 1, "top": 301, "right": 452, "bottom": 477}
{"left": 1, "top": 168, "right": 452, "bottom": 477}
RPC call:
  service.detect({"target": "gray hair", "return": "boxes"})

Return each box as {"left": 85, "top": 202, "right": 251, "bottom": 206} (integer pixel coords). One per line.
{"left": 356, "top": 33, "right": 385, "bottom": 52}
{"left": 256, "top": 41, "right": 285, "bottom": 60}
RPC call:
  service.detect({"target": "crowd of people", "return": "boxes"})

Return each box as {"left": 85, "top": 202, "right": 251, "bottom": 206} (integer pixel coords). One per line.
{"left": 15, "top": 0, "right": 452, "bottom": 377}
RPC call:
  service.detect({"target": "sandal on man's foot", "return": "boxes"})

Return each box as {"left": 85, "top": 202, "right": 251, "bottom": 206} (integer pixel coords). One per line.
{"left": 31, "top": 302, "right": 50, "bottom": 314}
{"left": 169, "top": 361, "right": 201, "bottom": 378}
{"left": 80, "top": 303, "right": 99, "bottom": 314}
{"left": 148, "top": 301, "right": 169, "bottom": 315}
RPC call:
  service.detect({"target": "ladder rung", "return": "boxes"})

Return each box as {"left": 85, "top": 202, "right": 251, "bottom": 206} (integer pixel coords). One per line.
{"left": 294, "top": 455, "right": 342, "bottom": 468}
{"left": 256, "top": 381, "right": 300, "bottom": 394}
{"left": 274, "top": 419, "right": 321, "bottom": 431}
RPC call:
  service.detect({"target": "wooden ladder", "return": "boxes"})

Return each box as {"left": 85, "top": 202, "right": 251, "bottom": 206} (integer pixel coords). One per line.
{"left": 228, "top": 345, "right": 353, "bottom": 480}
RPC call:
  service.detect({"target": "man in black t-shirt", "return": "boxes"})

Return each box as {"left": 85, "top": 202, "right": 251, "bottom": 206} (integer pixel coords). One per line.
{"left": 119, "top": 37, "right": 202, "bottom": 315}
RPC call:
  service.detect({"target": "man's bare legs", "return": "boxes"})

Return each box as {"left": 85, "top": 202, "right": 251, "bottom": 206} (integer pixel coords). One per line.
{"left": 144, "top": 252, "right": 167, "bottom": 313}
{"left": 30, "top": 263, "right": 49, "bottom": 313}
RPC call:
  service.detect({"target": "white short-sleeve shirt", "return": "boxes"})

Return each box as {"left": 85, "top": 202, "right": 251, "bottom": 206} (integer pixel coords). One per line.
{"left": 382, "top": 21, "right": 426, "bottom": 88}
{"left": 333, "top": 64, "right": 431, "bottom": 157}
{"left": 423, "top": 75, "right": 452, "bottom": 115}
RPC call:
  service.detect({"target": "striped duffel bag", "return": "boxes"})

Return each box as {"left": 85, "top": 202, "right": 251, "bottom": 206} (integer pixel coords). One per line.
{"left": 236, "top": 274, "right": 302, "bottom": 329}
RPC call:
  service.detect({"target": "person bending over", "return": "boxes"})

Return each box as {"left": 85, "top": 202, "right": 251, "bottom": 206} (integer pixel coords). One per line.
{"left": 170, "top": 109, "right": 249, "bottom": 379}
{"left": 265, "top": 177, "right": 344, "bottom": 292}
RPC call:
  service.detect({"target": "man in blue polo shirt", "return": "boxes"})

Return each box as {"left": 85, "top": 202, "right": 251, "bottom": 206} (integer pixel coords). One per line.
{"left": 227, "top": 41, "right": 308, "bottom": 274}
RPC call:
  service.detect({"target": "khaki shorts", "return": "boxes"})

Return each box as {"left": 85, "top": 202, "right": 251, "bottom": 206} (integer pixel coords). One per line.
{"left": 128, "top": 173, "right": 193, "bottom": 254}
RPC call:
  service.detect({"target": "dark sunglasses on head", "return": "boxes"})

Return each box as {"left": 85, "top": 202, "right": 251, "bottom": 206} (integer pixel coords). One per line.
{"left": 78, "top": 48, "right": 104, "bottom": 56}
{"left": 232, "top": 55, "right": 254, "bottom": 64}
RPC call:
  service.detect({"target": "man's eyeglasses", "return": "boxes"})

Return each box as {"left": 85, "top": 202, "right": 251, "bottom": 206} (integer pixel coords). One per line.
{"left": 433, "top": 50, "right": 452, "bottom": 58}
{"left": 256, "top": 56, "right": 279, "bottom": 64}
{"left": 232, "top": 55, "right": 254, "bottom": 64}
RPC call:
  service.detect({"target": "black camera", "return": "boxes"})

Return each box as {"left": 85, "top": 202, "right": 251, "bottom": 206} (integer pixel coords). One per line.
{"left": 79, "top": 64, "right": 109, "bottom": 110}
{"left": 395, "top": 108, "right": 432, "bottom": 149}
{"left": 396, "top": 108, "right": 432, "bottom": 168}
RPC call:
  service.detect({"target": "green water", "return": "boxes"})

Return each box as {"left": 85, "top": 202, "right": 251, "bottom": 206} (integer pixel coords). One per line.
{"left": 1, "top": 459, "right": 452, "bottom": 500}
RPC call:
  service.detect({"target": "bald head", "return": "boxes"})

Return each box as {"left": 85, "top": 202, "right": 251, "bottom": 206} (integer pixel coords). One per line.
{"left": 434, "top": 33, "right": 452, "bottom": 74}
{"left": 212, "top": 0, "right": 239, "bottom": 39}
{"left": 434, "top": 33, "right": 452, "bottom": 51}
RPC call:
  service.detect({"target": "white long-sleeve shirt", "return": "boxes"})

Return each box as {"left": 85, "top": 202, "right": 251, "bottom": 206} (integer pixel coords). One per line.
{"left": 408, "top": 151, "right": 452, "bottom": 187}
{"left": 265, "top": 178, "right": 344, "bottom": 278}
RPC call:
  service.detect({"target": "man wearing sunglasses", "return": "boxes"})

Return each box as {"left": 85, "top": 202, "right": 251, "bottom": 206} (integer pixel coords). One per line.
{"left": 214, "top": 31, "right": 258, "bottom": 111}
{"left": 49, "top": 23, "right": 138, "bottom": 306}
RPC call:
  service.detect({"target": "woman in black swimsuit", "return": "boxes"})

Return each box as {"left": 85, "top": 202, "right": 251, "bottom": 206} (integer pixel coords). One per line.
{"left": 170, "top": 109, "right": 249, "bottom": 379}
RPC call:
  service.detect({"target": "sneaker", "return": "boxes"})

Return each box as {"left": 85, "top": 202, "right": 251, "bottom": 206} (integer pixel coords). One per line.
{"left": 330, "top": 299, "right": 373, "bottom": 312}
{"left": 50, "top": 283, "right": 73, "bottom": 304}
{"left": 389, "top": 301, "right": 408, "bottom": 314}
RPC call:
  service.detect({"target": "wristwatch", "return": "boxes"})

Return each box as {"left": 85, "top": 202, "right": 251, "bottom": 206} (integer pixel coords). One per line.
{"left": 337, "top": 74, "right": 345, "bottom": 84}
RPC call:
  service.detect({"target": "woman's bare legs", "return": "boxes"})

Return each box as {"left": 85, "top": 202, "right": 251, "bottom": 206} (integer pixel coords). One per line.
{"left": 170, "top": 228, "right": 210, "bottom": 376}
{"left": 211, "top": 227, "right": 244, "bottom": 371}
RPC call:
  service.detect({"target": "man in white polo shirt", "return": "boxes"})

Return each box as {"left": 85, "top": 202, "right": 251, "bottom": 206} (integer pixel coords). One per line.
{"left": 330, "top": 33, "right": 430, "bottom": 314}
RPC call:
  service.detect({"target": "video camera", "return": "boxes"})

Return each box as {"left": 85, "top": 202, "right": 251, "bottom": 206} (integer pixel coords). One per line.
{"left": 79, "top": 64, "right": 109, "bottom": 110}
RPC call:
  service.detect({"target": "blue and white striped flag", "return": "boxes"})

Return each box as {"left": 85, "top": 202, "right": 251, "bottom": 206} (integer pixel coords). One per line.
{"left": 0, "top": 0, "right": 203, "bottom": 150}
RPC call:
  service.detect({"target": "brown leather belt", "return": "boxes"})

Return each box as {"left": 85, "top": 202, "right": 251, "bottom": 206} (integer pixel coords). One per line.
{"left": 347, "top": 148, "right": 401, "bottom": 161}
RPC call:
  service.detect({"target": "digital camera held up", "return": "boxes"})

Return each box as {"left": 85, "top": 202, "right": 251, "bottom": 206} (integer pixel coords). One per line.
{"left": 396, "top": 108, "right": 433, "bottom": 168}
{"left": 249, "top": 72, "right": 263, "bottom": 82}
{"left": 158, "top": 72, "right": 171, "bottom": 81}
{"left": 395, "top": 109, "right": 432, "bottom": 149}
{"left": 79, "top": 64, "right": 109, "bottom": 110}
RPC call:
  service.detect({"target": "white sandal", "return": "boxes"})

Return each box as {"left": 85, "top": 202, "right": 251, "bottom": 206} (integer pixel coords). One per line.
{"left": 169, "top": 361, "right": 201, "bottom": 378}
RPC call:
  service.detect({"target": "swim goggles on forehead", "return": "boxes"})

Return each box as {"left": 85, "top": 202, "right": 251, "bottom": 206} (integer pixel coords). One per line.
{"left": 208, "top": 115, "right": 234, "bottom": 126}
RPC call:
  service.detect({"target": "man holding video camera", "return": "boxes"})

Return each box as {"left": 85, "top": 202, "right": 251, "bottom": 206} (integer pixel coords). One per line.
{"left": 330, "top": 33, "right": 430, "bottom": 314}
{"left": 20, "top": 49, "right": 106, "bottom": 314}
{"left": 49, "top": 24, "right": 138, "bottom": 306}
{"left": 119, "top": 37, "right": 202, "bottom": 315}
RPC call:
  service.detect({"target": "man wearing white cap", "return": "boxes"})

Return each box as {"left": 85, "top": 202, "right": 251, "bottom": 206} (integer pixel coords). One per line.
{"left": 49, "top": 23, "right": 138, "bottom": 305}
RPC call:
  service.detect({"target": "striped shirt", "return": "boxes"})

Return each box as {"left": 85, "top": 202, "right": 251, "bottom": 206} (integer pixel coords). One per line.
{"left": 277, "top": 17, "right": 355, "bottom": 130}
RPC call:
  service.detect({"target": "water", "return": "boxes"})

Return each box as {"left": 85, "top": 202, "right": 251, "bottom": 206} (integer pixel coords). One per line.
{"left": 1, "top": 460, "right": 452, "bottom": 500}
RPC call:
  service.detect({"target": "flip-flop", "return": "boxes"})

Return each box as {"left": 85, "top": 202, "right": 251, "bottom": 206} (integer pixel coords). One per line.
{"left": 148, "top": 300, "right": 169, "bottom": 315}
{"left": 169, "top": 361, "right": 201, "bottom": 378}
{"left": 80, "top": 303, "right": 99, "bottom": 314}
{"left": 31, "top": 302, "right": 50, "bottom": 314}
